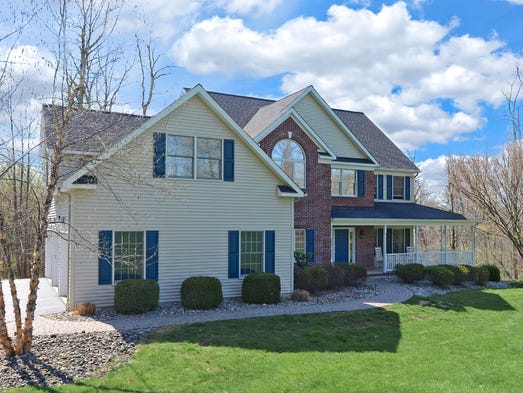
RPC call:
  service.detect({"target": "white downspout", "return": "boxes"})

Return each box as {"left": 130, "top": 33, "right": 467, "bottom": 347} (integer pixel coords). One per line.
{"left": 383, "top": 225, "right": 388, "bottom": 273}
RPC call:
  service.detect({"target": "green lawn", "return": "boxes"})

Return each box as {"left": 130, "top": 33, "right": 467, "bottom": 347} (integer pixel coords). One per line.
{"left": 9, "top": 288, "right": 523, "bottom": 393}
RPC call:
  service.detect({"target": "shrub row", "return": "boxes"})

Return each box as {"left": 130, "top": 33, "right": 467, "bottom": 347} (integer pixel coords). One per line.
{"left": 295, "top": 263, "right": 367, "bottom": 292}
{"left": 394, "top": 263, "right": 500, "bottom": 287}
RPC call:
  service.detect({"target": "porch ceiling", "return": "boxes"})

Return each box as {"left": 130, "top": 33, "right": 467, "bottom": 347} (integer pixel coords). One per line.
{"left": 331, "top": 202, "right": 478, "bottom": 226}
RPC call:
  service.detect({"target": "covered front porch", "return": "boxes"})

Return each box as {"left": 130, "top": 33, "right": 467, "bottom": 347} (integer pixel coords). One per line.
{"left": 331, "top": 202, "right": 478, "bottom": 274}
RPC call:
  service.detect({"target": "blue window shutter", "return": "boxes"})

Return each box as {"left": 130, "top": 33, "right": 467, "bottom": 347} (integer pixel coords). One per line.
{"left": 224, "top": 139, "right": 235, "bottom": 182}
{"left": 306, "top": 229, "right": 315, "bottom": 262}
{"left": 145, "top": 230, "right": 159, "bottom": 281}
{"left": 405, "top": 228, "right": 411, "bottom": 249}
{"left": 386, "top": 175, "right": 393, "bottom": 200}
{"left": 376, "top": 228, "right": 384, "bottom": 249}
{"left": 377, "top": 175, "right": 384, "bottom": 199}
{"left": 265, "top": 231, "right": 275, "bottom": 273}
{"left": 405, "top": 176, "right": 411, "bottom": 201}
{"left": 98, "top": 230, "right": 112, "bottom": 285}
{"left": 153, "top": 133, "right": 166, "bottom": 178}
{"left": 228, "top": 231, "right": 239, "bottom": 278}
{"left": 357, "top": 170, "right": 365, "bottom": 197}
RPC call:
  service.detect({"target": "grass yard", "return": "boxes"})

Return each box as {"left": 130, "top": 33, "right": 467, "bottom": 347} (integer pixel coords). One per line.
{"left": 8, "top": 287, "right": 523, "bottom": 393}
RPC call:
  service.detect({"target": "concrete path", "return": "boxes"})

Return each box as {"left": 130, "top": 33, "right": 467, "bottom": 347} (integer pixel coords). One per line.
{"left": 7, "top": 278, "right": 413, "bottom": 337}
{"left": 2, "top": 278, "right": 66, "bottom": 323}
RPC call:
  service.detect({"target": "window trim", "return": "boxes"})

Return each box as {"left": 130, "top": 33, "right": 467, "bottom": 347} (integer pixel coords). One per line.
{"left": 331, "top": 168, "right": 357, "bottom": 197}
{"left": 392, "top": 175, "right": 405, "bottom": 200}
{"left": 271, "top": 139, "right": 306, "bottom": 188}
{"left": 112, "top": 230, "right": 146, "bottom": 283}
{"left": 239, "top": 230, "right": 265, "bottom": 277}
{"left": 166, "top": 134, "right": 223, "bottom": 181}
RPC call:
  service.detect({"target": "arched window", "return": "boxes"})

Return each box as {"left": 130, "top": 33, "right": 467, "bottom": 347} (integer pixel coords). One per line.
{"left": 272, "top": 139, "right": 306, "bottom": 187}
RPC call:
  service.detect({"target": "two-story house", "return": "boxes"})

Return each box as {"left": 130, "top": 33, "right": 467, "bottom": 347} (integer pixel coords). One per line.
{"left": 44, "top": 84, "right": 475, "bottom": 308}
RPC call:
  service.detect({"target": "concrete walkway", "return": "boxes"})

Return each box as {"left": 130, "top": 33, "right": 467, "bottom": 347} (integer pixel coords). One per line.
{"left": 2, "top": 278, "right": 66, "bottom": 323}
{"left": 7, "top": 278, "right": 413, "bottom": 337}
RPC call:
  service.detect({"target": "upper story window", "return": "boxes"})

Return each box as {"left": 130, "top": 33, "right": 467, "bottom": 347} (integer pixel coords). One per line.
{"left": 374, "top": 174, "right": 411, "bottom": 201}
{"left": 272, "top": 139, "right": 305, "bottom": 188}
{"left": 331, "top": 168, "right": 356, "bottom": 196}
{"left": 392, "top": 176, "right": 405, "bottom": 199}
{"left": 166, "top": 135, "right": 221, "bottom": 180}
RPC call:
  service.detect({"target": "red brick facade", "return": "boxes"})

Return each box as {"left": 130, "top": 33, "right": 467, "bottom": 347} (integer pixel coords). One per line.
{"left": 259, "top": 117, "right": 378, "bottom": 270}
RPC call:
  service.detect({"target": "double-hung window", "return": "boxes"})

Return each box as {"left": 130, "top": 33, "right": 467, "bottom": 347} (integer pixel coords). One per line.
{"left": 294, "top": 229, "right": 305, "bottom": 254}
{"left": 392, "top": 176, "right": 405, "bottom": 199}
{"left": 331, "top": 168, "right": 356, "bottom": 196}
{"left": 166, "top": 135, "right": 222, "bottom": 180}
{"left": 114, "top": 231, "right": 145, "bottom": 281}
{"left": 240, "top": 231, "right": 264, "bottom": 275}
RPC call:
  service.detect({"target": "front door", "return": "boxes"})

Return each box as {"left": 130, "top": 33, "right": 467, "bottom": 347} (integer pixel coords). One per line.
{"left": 334, "top": 228, "right": 355, "bottom": 263}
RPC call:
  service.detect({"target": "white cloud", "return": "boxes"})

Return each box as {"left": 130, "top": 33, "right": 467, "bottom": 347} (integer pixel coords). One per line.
{"left": 417, "top": 155, "right": 448, "bottom": 195}
{"left": 170, "top": 1, "right": 521, "bottom": 151}
{"left": 505, "top": 0, "right": 523, "bottom": 4}
{"left": 215, "top": 0, "right": 283, "bottom": 16}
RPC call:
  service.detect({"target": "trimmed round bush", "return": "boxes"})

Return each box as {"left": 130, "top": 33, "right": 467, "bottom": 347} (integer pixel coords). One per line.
{"left": 242, "top": 272, "right": 281, "bottom": 304}
{"left": 295, "top": 266, "right": 328, "bottom": 292}
{"left": 395, "top": 263, "right": 425, "bottom": 283}
{"left": 425, "top": 265, "right": 454, "bottom": 287}
{"left": 469, "top": 266, "right": 490, "bottom": 285}
{"left": 483, "top": 264, "right": 501, "bottom": 282}
{"left": 181, "top": 276, "right": 223, "bottom": 310}
{"left": 343, "top": 263, "right": 368, "bottom": 285}
{"left": 114, "top": 279, "right": 159, "bottom": 314}
{"left": 326, "top": 264, "right": 346, "bottom": 289}
{"left": 440, "top": 265, "right": 467, "bottom": 285}
{"left": 457, "top": 264, "right": 474, "bottom": 281}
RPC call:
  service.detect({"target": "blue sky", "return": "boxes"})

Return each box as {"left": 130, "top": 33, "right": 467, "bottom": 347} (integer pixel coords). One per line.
{"left": 2, "top": 0, "right": 522, "bottom": 193}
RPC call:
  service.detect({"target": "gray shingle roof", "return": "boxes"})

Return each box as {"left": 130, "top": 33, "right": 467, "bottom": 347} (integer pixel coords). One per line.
{"left": 42, "top": 104, "right": 149, "bottom": 153}
{"left": 208, "top": 91, "right": 418, "bottom": 172}
{"left": 332, "top": 202, "right": 469, "bottom": 221}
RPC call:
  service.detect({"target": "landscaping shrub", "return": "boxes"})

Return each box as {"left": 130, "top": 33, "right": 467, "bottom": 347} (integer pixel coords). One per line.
{"left": 290, "top": 289, "right": 310, "bottom": 302}
{"left": 337, "top": 263, "right": 368, "bottom": 285}
{"left": 457, "top": 264, "right": 474, "bottom": 281}
{"left": 294, "top": 251, "right": 311, "bottom": 268}
{"left": 483, "top": 264, "right": 501, "bottom": 282}
{"left": 326, "top": 264, "right": 346, "bottom": 289}
{"left": 114, "top": 279, "right": 159, "bottom": 314}
{"left": 295, "top": 266, "right": 328, "bottom": 292}
{"left": 181, "top": 276, "right": 223, "bottom": 310}
{"left": 425, "top": 265, "right": 454, "bottom": 287}
{"left": 74, "top": 302, "right": 97, "bottom": 316}
{"left": 242, "top": 272, "right": 281, "bottom": 304}
{"left": 469, "top": 266, "right": 490, "bottom": 285}
{"left": 439, "top": 265, "right": 467, "bottom": 285}
{"left": 394, "top": 263, "right": 425, "bottom": 283}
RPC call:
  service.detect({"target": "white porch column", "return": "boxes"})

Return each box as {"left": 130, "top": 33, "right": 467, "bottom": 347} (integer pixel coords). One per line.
{"left": 443, "top": 225, "right": 448, "bottom": 264}
{"left": 414, "top": 225, "right": 419, "bottom": 264}
{"left": 383, "top": 225, "right": 388, "bottom": 273}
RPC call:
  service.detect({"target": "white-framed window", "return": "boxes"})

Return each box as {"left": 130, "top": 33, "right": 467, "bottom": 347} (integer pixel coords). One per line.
{"left": 272, "top": 139, "right": 306, "bottom": 187}
{"left": 240, "top": 231, "right": 264, "bottom": 275}
{"left": 331, "top": 168, "right": 356, "bottom": 196}
{"left": 294, "top": 229, "right": 305, "bottom": 253}
{"left": 166, "top": 135, "right": 222, "bottom": 180}
{"left": 114, "top": 231, "right": 145, "bottom": 281}
{"left": 393, "top": 176, "right": 405, "bottom": 199}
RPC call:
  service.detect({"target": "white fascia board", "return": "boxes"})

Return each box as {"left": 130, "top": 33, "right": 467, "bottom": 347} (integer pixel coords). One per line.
{"left": 375, "top": 169, "right": 419, "bottom": 176}
{"left": 253, "top": 109, "right": 336, "bottom": 158}
{"left": 300, "top": 87, "right": 379, "bottom": 166}
{"left": 331, "top": 218, "right": 479, "bottom": 226}
{"left": 62, "top": 84, "right": 304, "bottom": 197}
{"left": 326, "top": 160, "right": 379, "bottom": 169}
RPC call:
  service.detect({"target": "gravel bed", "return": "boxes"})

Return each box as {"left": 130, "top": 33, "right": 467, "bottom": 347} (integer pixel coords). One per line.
{"left": 0, "top": 329, "right": 147, "bottom": 391}
{"left": 392, "top": 279, "right": 511, "bottom": 297}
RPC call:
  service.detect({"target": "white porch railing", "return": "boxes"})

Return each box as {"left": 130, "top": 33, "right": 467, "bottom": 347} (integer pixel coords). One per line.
{"left": 385, "top": 250, "right": 474, "bottom": 272}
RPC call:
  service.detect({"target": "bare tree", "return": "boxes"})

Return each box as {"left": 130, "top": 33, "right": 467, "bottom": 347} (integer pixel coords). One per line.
{"left": 503, "top": 65, "right": 521, "bottom": 140}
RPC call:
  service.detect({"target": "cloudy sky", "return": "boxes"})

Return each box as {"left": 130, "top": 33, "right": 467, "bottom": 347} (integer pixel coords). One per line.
{"left": 2, "top": 0, "right": 522, "bottom": 194}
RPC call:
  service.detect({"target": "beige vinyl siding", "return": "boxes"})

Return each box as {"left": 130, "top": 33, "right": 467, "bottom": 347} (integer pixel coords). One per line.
{"left": 69, "top": 95, "right": 294, "bottom": 306}
{"left": 294, "top": 94, "right": 366, "bottom": 159}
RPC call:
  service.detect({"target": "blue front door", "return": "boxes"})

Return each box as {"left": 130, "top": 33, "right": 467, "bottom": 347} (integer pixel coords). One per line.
{"left": 334, "top": 229, "right": 349, "bottom": 263}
